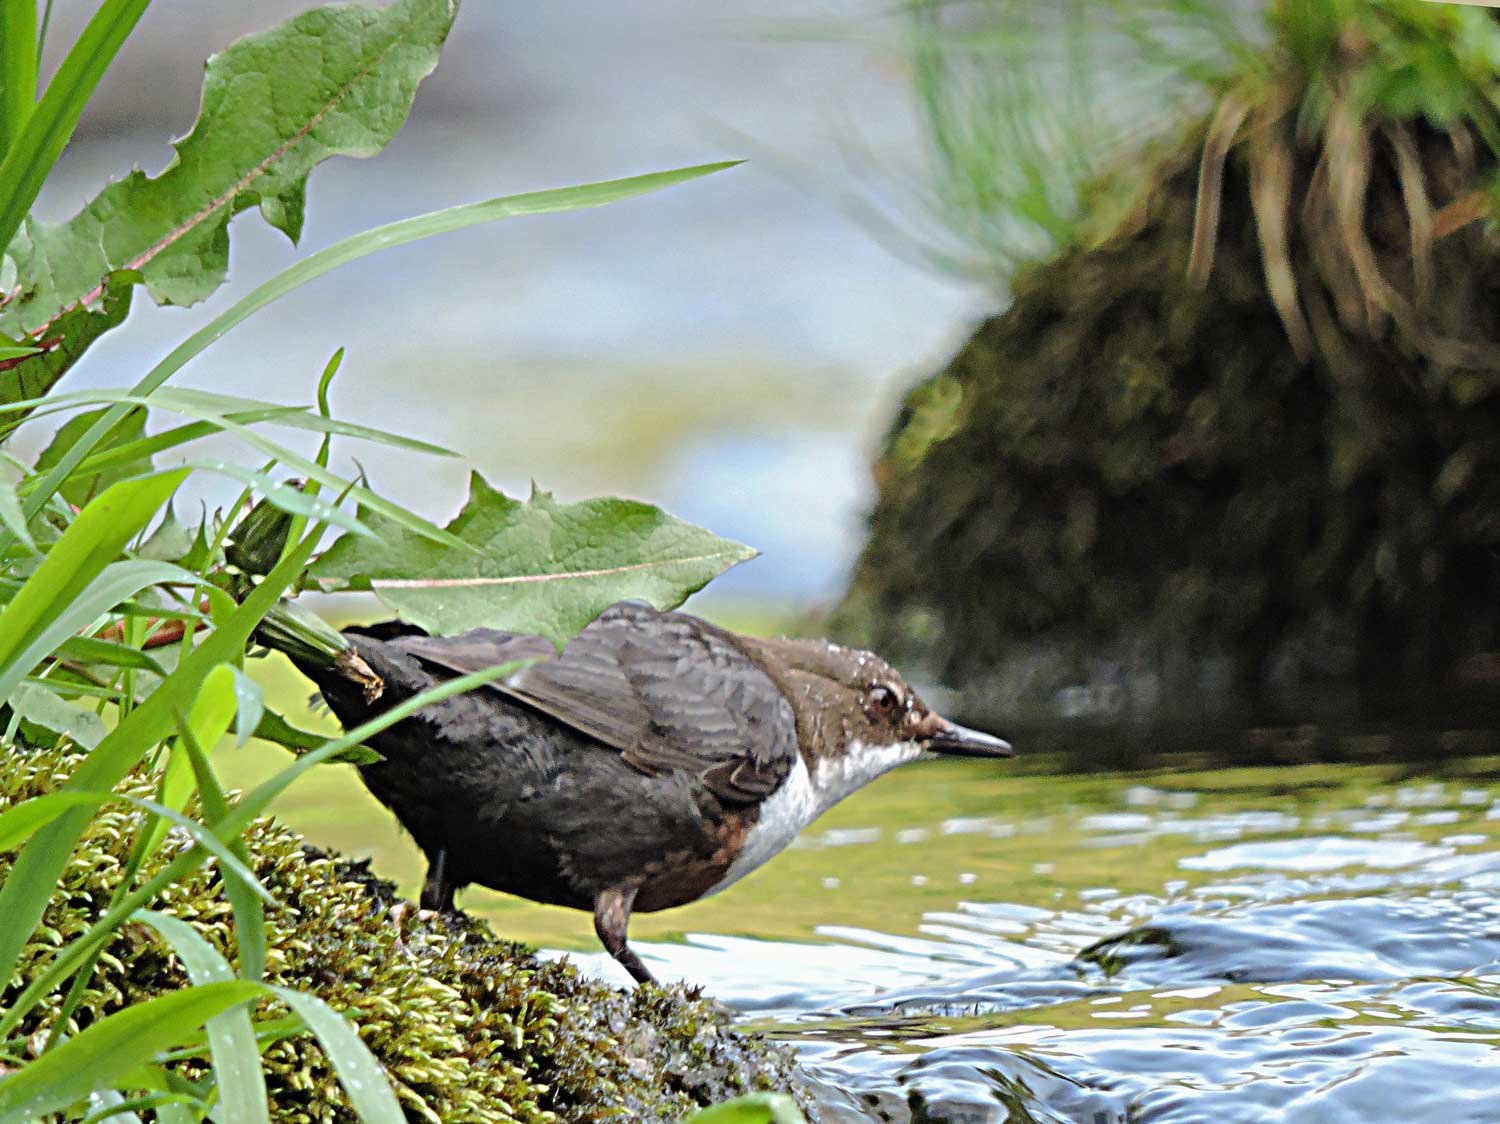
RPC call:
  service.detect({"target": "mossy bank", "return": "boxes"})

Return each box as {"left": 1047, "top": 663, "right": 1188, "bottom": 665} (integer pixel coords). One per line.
{"left": 0, "top": 743, "right": 801, "bottom": 1123}
{"left": 836, "top": 3, "right": 1500, "bottom": 734}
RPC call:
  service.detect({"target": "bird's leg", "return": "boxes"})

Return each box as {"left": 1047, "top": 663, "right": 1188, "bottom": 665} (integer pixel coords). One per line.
{"left": 594, "top": 886, "right": 655, "bottom": 986}
{"left": 420, "top": 848, "right": 455, "bottom": 912}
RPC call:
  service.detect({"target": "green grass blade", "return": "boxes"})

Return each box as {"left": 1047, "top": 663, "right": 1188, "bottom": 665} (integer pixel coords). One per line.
{"left": 0, "top": 469, "right": 186, "bottom": 677}
{"left": 0, "top": 0, "right": 149, "bottom": 260}
{"left": 173, "top": 683, "right": 268, "bottom": 981}
{"left": 0, "top": 558, "right": 192, "bottom": 706}
{"left": 131, "top": 665, "right": 238, "bottom": 871}
{"left": 21, "top": 161, "right": 740, "bottom": 521}
{"left": 0, "top": 472, "right": 39, "bottom": 552}
{"left": 133, "top": 912, "right": 270, "bottom": 1124}
{"left": 53, "top": 635, "right": 166, "bottom": 676}
{"left": 0, "top": 980, "right": 260, "bottom": 1124}
{"left": 123, "top": 795, "right": 275, "bottom": 906}
{"left": 76, "top": 1088, "right": 150, "bottom": 1124}
{"left": 0, "top": 520, "right": 322, "bottom": 997}
{"left": 263, "top": 985, "right": 403, "bottom": 1124}
{"left": 188, "top": 460, "right": 370, "bottom": 538}
{"left": 0, "top": 0, "right": 37, "bottom": 158}
{"left": 0, "top": 789, "right": 121, "bottom": 851}
{"left": 227, "top": 667, "right": 264, "bottom": 750}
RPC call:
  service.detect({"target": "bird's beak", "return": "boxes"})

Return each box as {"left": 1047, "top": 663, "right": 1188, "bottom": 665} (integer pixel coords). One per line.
{"left": 926, "top": 717, "right": 1015, "bottom": 759}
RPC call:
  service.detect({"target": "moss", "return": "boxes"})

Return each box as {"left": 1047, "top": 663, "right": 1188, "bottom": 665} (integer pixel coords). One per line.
{"left": 0, "top": 743, "right": 801, "bottom": 1123}
{"left": 836, "top": 104, "right": 1500, "bottom": 724}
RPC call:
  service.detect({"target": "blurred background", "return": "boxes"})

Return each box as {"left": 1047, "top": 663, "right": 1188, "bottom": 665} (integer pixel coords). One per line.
{"left": 34, "top": 0, "right": 990, "bottom": 612}
{"left": 22, "top": 7, "right": 1500, "bottom": 1117}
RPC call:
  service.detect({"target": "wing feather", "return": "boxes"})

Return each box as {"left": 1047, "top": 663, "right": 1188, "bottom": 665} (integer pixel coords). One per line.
{"left": 380, "top": 603, "right": 798, "bottom": 805}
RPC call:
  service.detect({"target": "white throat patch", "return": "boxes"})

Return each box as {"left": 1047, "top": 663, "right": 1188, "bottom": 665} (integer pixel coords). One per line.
{"left": 706, "top": 739, "right": 923, "bottom": 897}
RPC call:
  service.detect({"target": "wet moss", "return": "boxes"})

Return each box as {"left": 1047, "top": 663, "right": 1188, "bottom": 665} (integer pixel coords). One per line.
{"left": 837, "top": 112, "right": 1500, "bottom": 727}
{"left": 0, "top": 743, "right": 801, "bottom": 1123}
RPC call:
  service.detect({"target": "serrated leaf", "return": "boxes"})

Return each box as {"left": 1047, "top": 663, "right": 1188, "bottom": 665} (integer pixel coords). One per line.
{"left": 311, "top": 472, "right": 757, "bottom": 645}
{"left": 136, "top": 505, "right": 198, "bottom": 565}
{"left": 0, "top": 270, "right": 134, "bottom": 409}
{"left": 0, "top": 0, "right": 456, "bottom": 361}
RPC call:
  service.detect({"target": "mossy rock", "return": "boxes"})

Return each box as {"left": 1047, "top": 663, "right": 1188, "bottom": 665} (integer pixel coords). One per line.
{"left": 0, "top": 742, "right": 802, "bottom": 1123}
{"left": 835, "top": 109, "right": 1500, "bottom": 732}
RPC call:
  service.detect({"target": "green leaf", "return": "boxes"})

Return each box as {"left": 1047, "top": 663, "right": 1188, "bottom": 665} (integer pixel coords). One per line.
{"left": 311, "top": 472, "right": 757, "bottom": 646}
{"left": 0, "top": 0, "right": 38, "bottom": 158}
{"left": 53, "top": 635, "right": 166, "bottom": 675}
{"left": 0, "top": 557, "right": 191, "bottom": 706}
{"left": 135, "top": 506, "right": 199, "bottom": 566}
{"left": 0, "top": 520, "right": 322, "bottom": 1002}
{"left": 0, "top": 980, "right": 261, "bottom": 1124}
{"left": 9, "top": 681, "right": 108, "bottom": 748}
{"left": 172, "top": 697, "right": 269, "bottom": 982}
{"left": 137, "top": 665, "right": 239, "bottom": 865}
{"left": 0, "top": 473, "right": 36, "bottom": 552}
{"left": 251, "top": 709, "right": 376, "bottom": 761}
{"left": 191, "top": 461, "right": 369, "bottom": 540}
{"left": 228, "top": 666, "right": 264, "bottom": 749}
{"left": 263, "top": 986, "right": 404, "bottom": 1124}
{"left": 35, "top": 404, "right": 153, "bottom": 507}
{"left": 0, "top": 0, "right": 149, "bottom": 280}
{"left": 0, "top": 469, "right": 185, "bottom": 671}
{"left": 0, "top": 270, "right": 135, "bottom": 410}
{"left": 1, "top": 0, "right": 456, "bottom": 354}
{"left": 133, "top": 912, "right": 270, "bottom": 1124}
{"left": 682, "top": 1094, "right": 809, "bottom": 1124}
{"left": 0, "top": 789, "right": 121, "bottom": 853}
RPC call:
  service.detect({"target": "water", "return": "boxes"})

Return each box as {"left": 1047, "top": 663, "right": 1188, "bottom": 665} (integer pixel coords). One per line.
{"left": 553, "top": 755, "right": 1500, "bottom": 1122}
{"left": 222, "top": 669, "right": 1500, "bottom": 1121}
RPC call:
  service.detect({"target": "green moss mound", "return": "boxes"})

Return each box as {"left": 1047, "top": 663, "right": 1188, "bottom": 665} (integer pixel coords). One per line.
{"left": 838, "top": 84, "right": 1500, "bottom": 728}
{"left": 0, "top": 744, "right": 800, "bottom": 1123}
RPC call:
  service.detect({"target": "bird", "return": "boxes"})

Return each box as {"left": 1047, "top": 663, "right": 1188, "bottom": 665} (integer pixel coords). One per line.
{"left": 283, "top": 600, "right": 1013, "bottom": 986}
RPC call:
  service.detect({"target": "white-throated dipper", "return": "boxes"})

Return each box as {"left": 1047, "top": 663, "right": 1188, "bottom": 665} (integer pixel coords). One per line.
{"left": 288, "top": 600, "right": 1013, "bottom": 985}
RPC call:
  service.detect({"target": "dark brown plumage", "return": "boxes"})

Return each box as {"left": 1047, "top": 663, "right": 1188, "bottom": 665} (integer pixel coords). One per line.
{"left": 287, "top": 601, "right": 1012, "bottom": 985}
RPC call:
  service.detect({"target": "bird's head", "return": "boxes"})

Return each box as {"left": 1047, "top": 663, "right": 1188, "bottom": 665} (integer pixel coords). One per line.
{"left": 738, "top": 635, "right": 1013, "bottom": 813}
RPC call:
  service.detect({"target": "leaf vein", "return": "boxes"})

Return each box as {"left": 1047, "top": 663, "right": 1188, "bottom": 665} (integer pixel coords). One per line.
{"left": 369, "top": 552, "right": 742, "bottom": 589}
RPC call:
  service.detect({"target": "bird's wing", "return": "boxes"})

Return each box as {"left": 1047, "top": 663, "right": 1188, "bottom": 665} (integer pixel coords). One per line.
{"left": 393, "top": 603, "right": 798, "bottom": 805}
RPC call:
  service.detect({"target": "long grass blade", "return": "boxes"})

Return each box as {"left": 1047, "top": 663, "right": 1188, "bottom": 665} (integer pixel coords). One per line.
{"left": 264, "top": 986, "right": 404, "bottom": 1124}
{"left": 0, "top": 470, "right": 187, "bottom": 684}
{"left": 0, "top": 518, "right": 322, "bottom": 998}
{"left": 134, "top": 911, "right": 270, "bottom": 1124}
{"left": 0, "top": 558, "right": 193, "bottom": 706}
{"left": 0, "top": 0, "right": 149, "bottom": 260}
{"left": 0, "top": 980, "right": 260, "bottom": 1124}
{"left": 0, "top": 0, "right": 37, "bottom": 157}
{"left": 21, "top": 161, "right": 740, "bottom": 521}
{"left": 173, "top": 682, "right": 268, "bottom": 982}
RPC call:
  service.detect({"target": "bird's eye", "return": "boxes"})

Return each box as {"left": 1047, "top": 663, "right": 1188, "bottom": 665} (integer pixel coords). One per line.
{"left": 868, "top": 685, "right": 901, "bottom": 719}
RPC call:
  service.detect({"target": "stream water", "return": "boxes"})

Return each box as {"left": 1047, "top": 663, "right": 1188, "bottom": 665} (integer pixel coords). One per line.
{"left": 558, "top": 748, "right": 1500, "bottom": 1123}
{"left": 226, "top": 671, "right": 1500, "bottom": 1122}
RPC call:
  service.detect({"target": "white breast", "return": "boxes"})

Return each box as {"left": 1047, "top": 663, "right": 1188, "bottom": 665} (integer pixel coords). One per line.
{"left": 705, "top": 739, "right": 923, "bottom": 897}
